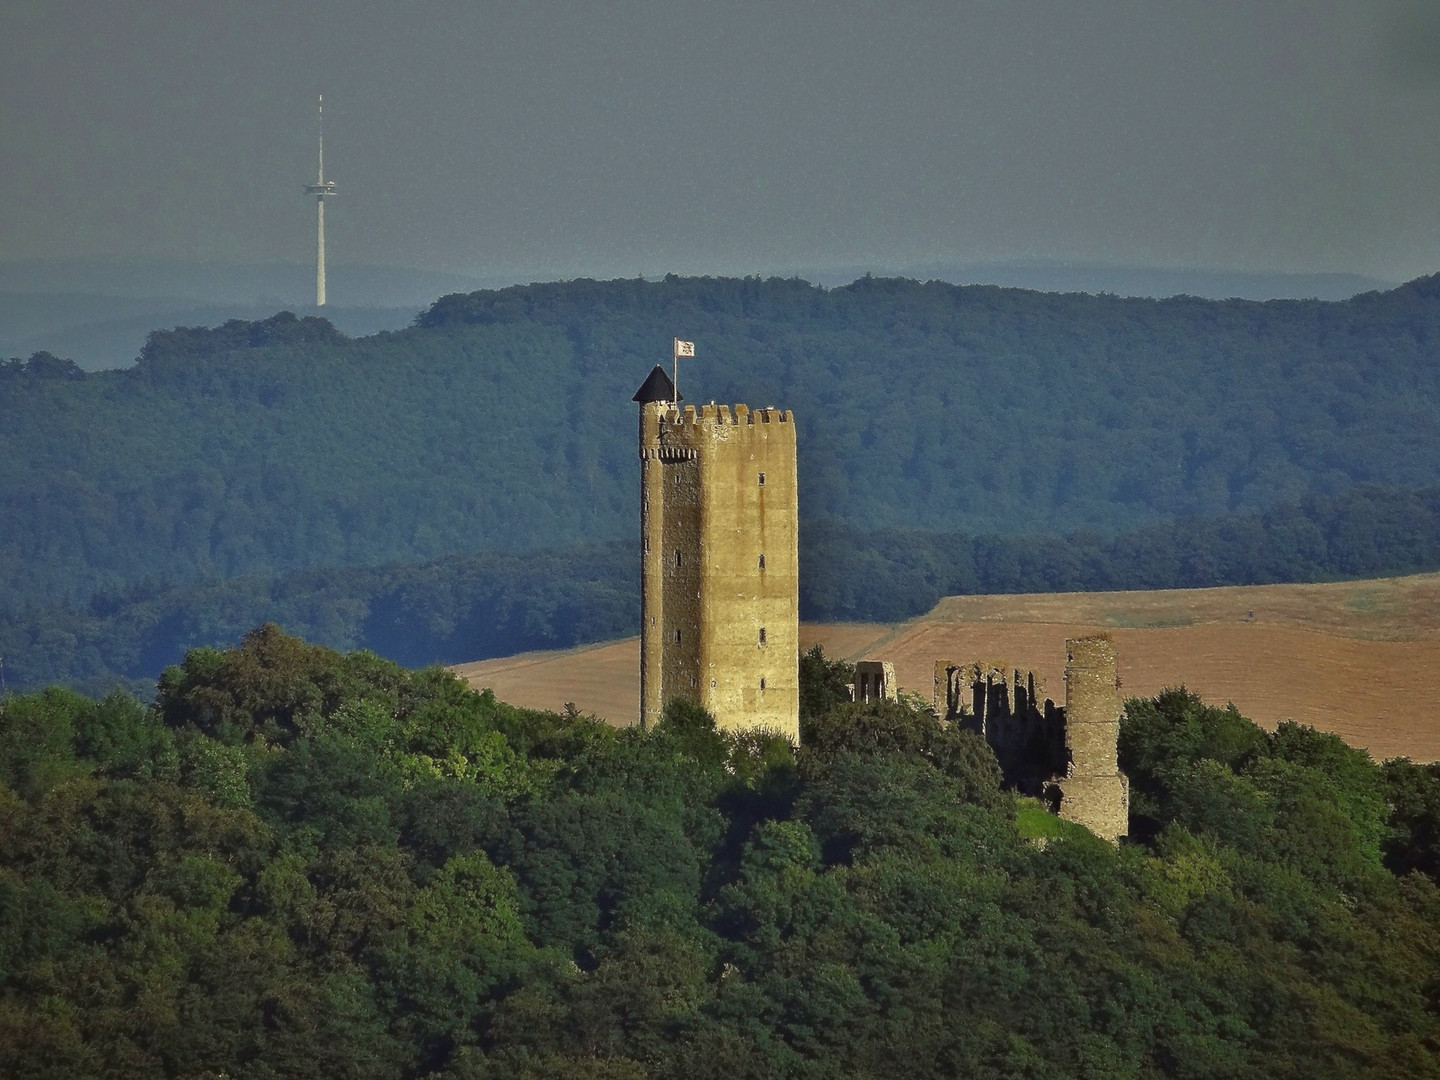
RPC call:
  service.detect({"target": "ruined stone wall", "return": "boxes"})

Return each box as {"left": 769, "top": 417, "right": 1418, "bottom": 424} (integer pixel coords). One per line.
{"left": 853, "top": 660, "right": 897, "bottom": 703}
{"left": 639, "top": 401, "right": 799, "bottom": 741}
{"left": 932, "top": 640, "right": 1129, "bottom": 841}
{"left": 933, "top": 661, "right": 1066, "bottom": 783}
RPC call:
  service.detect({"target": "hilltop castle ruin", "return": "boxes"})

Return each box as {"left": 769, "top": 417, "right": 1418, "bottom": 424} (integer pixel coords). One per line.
{"left": 634, "top": 366, "right": 800, "bottom": 740}
{"left": 628, "top": 365, "right": 1124, "bottom": 838}
{"left": 934, "top": 636, "right": 1130, "bottom": 840}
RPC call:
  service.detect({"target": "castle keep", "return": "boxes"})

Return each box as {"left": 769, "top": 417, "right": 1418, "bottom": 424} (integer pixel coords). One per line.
{"left": 934, "top": 636, "right": 1129, "bottom": 840}
{"left": 634, "top": 366, "right": 800, "bottom": 741}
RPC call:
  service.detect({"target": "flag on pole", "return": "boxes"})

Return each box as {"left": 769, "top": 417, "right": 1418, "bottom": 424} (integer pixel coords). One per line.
{"left": 673, "top": 338, "right": 696, "bottom": 359}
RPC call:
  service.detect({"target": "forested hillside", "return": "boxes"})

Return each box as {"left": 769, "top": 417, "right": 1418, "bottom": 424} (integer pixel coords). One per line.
{"left": 5, "top": 628, "right": 1440, "bottom": 1078}
{"left": 6, "top": 273, "right": 1440, "bottom": 690}
{"left": 5, "top": 481, "right": 1440, "bottom": 694}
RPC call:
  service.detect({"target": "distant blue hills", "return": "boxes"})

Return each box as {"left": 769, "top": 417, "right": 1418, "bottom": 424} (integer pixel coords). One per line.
{"left": 807, "top": 259, "right": 1395, "bottom": 302}
{"left": 0, "top": 258, "right": 1398, "bottom": 370}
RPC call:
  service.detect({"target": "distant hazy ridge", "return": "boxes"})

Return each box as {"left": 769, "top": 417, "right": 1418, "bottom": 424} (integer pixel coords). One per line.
{"left": 0, "top": 258, "right": 1395, "bottom": 370}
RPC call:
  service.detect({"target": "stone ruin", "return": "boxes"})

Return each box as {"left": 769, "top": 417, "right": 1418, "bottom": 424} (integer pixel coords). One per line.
{"left": 852, "top": 660, "right": 897, "bottom": 704}
{"left": 933, "top": 636, "right": 1129, "bottom": 841}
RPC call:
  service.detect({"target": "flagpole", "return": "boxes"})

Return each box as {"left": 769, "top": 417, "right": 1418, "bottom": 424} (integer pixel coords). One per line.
{"left": 672, "top": 337, "right": 695, "bottom": 404}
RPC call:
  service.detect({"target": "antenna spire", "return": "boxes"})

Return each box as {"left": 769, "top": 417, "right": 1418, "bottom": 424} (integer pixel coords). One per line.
{"left": 304, "top": 94, "right": 337, "bottom": 306}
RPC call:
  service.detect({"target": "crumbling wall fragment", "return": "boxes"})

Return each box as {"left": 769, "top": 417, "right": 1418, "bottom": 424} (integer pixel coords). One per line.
{"left": 853, "top": 660, "right": 897, "bottom": 703}
{"left": 933, "top": 638, "right": 1129, "bottom": 841}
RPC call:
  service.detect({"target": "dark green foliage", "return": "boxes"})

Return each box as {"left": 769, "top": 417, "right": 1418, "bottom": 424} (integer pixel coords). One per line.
{"left": 1380, "top": 759, "right": 1440, "bottom": 878}
{"left": 0, "top": 686, "right": 87, "bottom": 799}
{"left": 802, "top": 696, "right": 1006, "bottom": 809}
{"left": 156, "top": 622, "right": 351, "bottom": 745}
{"left": 0, "top": 351, "right": 86, "bottom": 379}
{"left": 135, "top": 311, "right": 348, "bottom": 369}
{"left": 800, "top": 482, "right": 1440, "bottom": 620}
{"left": 1068, "top": 691, "right": 1440, "bottom": 1074}
{"left": 1121, "top": 689, "right": 1392, "bottom": 886}
{"left": 1120, "top": 688, "right": 1269, "bottom": 837}
{"left": 798, "top": 695, "right": 1011, "bottom": 870}
{"left": 0, "top": 542, "right": 639, "bottom": 694}
{"left": 654, "top": 697, "right": 730, "bottom": 773}
{"left": 6, "top": 630, "right": 1440, "bottom": 1078}
{"left": 797, "top": 644, "right": 854, "bottom": 725}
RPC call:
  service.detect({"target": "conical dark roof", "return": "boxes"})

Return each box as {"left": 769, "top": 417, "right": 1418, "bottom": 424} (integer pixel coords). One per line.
{"left": 632, "top": 365, "right": 681, "bottom": 403}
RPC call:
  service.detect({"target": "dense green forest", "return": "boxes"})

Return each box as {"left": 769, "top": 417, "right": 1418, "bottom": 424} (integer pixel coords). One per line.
{"left": 4, "top": 627, "right": 1440, "bottom": 1078}
{"left": 3, "top": 480, "right": 1438, "bottom": 695}
{"left": 8, "top": 272, "right": 1440, "bottom": 606}
{"left": 7, "top": 273, "right": 1440, "bottom": 690}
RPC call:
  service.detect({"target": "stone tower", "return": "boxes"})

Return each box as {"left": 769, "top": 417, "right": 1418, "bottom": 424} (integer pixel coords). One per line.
{"left": 1051, "top": 636, "right": 1130, "bottom": 841}
{"left": 634, "top": 366, "right": 800, "bottom": 741}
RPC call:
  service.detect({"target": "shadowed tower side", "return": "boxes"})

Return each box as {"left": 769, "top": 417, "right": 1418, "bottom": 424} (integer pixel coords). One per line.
{"left": 634, "top": 367, "right": 800, "bottom": 741}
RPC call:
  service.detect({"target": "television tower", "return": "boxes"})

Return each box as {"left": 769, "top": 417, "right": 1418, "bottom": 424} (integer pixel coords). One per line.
{"left": 303, "top": 95, "right": 337, "bottom": 306}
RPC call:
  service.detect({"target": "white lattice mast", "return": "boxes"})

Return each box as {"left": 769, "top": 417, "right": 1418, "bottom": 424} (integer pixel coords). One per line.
{"left": 303, "top": 95, "right": 337, "bottom": 306}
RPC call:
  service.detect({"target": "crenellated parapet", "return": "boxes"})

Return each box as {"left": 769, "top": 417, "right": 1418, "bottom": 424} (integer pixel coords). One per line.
{"left": 658, "top": 402, "right": 795, "bottom": 426}
{"left": 640, "top": 404, "right": 794, "bottom": 460}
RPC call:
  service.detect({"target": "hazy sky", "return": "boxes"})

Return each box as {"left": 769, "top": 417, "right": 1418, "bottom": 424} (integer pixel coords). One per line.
{"left": 5, "top": 1, "right": 1440, "bottom": 282}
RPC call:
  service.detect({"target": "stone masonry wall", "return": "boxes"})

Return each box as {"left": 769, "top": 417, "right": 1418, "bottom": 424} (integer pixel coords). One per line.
{"left": 1053, "top": 635, "right": 1129, "bottom": 841}
{"left": 932, "top": 661, "right": 1066, "bottom": 783}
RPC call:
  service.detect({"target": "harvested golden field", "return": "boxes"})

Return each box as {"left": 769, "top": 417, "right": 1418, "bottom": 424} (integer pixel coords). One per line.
{"left": 452, "top": 572, "right": 1440, "bottom": 761}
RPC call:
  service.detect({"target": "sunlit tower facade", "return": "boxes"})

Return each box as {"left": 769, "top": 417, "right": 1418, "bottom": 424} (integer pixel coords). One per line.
{"left": 634, "top": 365, "right": 800, "bottom": 742}
{"left": 303, "top": 95, "right": 337, "bottom": 307}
